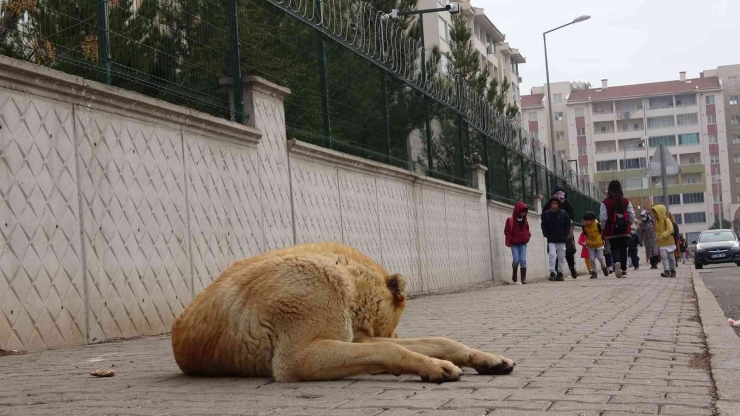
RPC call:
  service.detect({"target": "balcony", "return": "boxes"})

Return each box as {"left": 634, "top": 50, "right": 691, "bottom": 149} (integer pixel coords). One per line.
{"left": 591, "top": 105, "right": 615, "bottom": 122}
{"left": 616, "top": 108, "right": 644, "bottom": 120}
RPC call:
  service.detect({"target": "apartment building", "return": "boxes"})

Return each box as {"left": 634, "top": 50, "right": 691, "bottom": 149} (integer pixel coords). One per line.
{"left": 418, "top": 0, "right": 525, "bottom": 109}
{"left": 564, "top": 74, "right": 728, "bottom": 242}
{"left": 701, "top": 65, "right": 740, "bottom": 232}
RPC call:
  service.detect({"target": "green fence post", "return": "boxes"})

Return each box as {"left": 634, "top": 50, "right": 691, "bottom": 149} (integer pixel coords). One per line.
{"left": 226, "top": 0, "right": 244, "bottom": 123}
{"left": 457, "top": 113, "right": 466, "bottom": 184}
{"left": 96, "top": 0, "right": 111, "bottom": 85}
{"left": 504, "top": 148, "right": 511, "bottom": 200}
{"left": 382, "top": 73, "right": 392, "bottom": 165}
{"left": 315, "top": 0, "right": 332, "bottom": 147}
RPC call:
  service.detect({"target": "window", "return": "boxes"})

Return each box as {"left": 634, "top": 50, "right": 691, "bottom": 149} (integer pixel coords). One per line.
{"left": 713, "top": 194, "right": 723, "bottom": 203}
{"left": 531, "top": 131, "right": 539, "bottom": 140}
{"left": 528, "top": 111, "right": 538, "bottom": 121}
{"left": 578, "top": 146, "right": 587, "bottom": 155}
{"left": 577, "top": 127, "right": 586, "bottom": 136}
{"left": 553, "top": 93, "right": 563, "bottom": 103}
{"left": 557, "top": 150, "right": 567, "bottom": 159}
{"left": 734, "top": 134, "right": 740, "bottom": 145}
{"left": 713, "top": 174, "right": 722, "bottom": 184}
{"left": 600, "top": 126, "right": 609, "bottom": 133}
{"left": 735, "top": 155, "right": 740, "bottom": 164}
{"left": 556, "top": 131, "right": 565, "bottom": 141}
{"left": 685, "top": 212, "right": 707, "bottom": 224}
{"left": 678, "top": 133, "right": 700, "bottom": 146}
{"left": 647, "top": 116, "right": 675, "bottom": 129}
{"left": 625, "top": 177, "right": 647, "bottom": 190}
{"left": 619, "top": 157, "right": 646, "bottom": 170}
{"left": 649, "top": 97, "right": 673, "bottom": 109}
{"left": 729, "top": 76, "right": 739, "bottom": 87}
{"left": 673, "top": 214, "right": 683, "bottom": 225}
{"left": 575, "top": 107, "right": 585, "bottom": 117}
{"left": 709, "top": 135, "right": 719, "bottom": 144}
{"left": 596, "top": 160, "right": 617, "bottom": 172}
{"left": 555, "top": 112, "right": 564, "bottom": 121}
{"left": 735, "top": 175, "right": 740, "bottom": 184}
{"left": 438, "top": 17, "right": 448, "bottom": 41}
{"left": 733, "top": 116, "right": 740, "bottom": 125}
{"left": 677, "top": 113, "right": 698, "bottom": 126}
{"left": 706, "top": 95, "right": 715, "bottom": 105}
{"left": 708, "top": 115, "right": 717, "bottom": 124}
{"left": 653, "top": 195, "right": 664, "bottom": 205}
{"left": 686, "top": 175, "right": 700, "bottom": 185}
{"left": 580, "top": 165, "right": 589, "bottom": 175}
{"left": 731, "top": 95, "right": 739, "bottom": 105}
{"left": 683, "top": 193, "right": 705, "bottom": 204}
{"left": 668, "top": 194, "right": 681, "bottom": 205}
{"left": 649, "top": 135, "right": 676, "bottom": 148}
{"left": 687, "top": 232, "right": 701, "bottom": 244}
{"left": 710, "top": 154, "right": 719, "bottom": 164}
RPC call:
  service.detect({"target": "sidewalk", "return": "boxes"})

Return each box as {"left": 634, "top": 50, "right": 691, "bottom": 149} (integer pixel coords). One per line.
{"left": 0, "top": 267, "right": 724, "bottom": 415}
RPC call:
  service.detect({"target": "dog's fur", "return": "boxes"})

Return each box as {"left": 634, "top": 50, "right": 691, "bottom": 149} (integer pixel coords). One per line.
{"left": 171, "top": 242, "right": 515, "bottom": 382}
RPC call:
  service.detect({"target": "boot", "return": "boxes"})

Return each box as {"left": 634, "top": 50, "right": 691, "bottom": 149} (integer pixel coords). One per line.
{"left": 512, "top": 265, "right": 518, "bottom": 283}
{"left": 520, "top": 268, "right": 527, "bottom": 284}
{"left": 570, "top": 265, "right": 578, "bottom": 279}
{"left": 556, "top": 272, "right": 564, "bottom": 281}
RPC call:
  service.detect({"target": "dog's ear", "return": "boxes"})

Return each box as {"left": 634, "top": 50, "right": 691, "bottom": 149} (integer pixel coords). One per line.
{"left": 386, "top": 274, "right": 406, "bottom": 305}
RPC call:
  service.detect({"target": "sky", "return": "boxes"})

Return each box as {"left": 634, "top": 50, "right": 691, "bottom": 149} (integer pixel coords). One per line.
{"left": 475, "top": 0, "right": 739, "bottom": 95}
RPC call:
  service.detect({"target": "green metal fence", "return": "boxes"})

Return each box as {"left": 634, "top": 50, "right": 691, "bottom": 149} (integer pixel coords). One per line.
{"left": 0, "top": 0, "right": 602, "bottom": 211}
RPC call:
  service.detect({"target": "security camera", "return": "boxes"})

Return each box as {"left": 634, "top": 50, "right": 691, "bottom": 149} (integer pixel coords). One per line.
{"left": 446, "top": 2, "right": 460, "bottom": 13}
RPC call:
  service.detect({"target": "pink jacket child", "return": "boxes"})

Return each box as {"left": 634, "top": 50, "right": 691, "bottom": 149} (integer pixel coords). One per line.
{"left": 578, "top": 233, "right": 589, "bottom": 259}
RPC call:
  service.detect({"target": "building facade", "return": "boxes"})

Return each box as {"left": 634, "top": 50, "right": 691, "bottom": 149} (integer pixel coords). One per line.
{"left": 702, "top": 65, "right": 740, "bottom": 233}
{"left": 523, "top": 73, "right": 730, "bottom": 242}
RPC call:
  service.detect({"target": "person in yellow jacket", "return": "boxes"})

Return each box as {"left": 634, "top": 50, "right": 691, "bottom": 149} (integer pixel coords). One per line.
{"left": 582, "top": 212, "right": 609, "bottom": 279}
{"left": 651, "top": 204, "right": 676, "bottom": 277}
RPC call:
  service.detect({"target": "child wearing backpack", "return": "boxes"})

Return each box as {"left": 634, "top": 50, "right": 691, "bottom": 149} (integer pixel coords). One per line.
{"left": 599, "top": 180, "right": 635, "bottom": 278}
{"left": 582, "top": 212, "right": 609, "bottom": 279}
{"left": 504, "top": 202, "right": 531, "bottom": 284}
{"left": 652, "top": 204, "right": 676, "bottom": 277}
{"left": 541, "top": 196, "right": 571, "bottom": 281}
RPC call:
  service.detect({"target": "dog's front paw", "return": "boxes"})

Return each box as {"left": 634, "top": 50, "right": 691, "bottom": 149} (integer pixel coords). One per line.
{"left": 419, "top": 358, "right": 462, "bottom": 383}
{"left": 472, "top": 353, "right": 515, "bottom": 375}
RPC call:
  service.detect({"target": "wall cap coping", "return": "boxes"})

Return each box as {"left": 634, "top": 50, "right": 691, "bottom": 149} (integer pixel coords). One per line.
{"left": 219, "top": 75, "right": 292, "bottom": 100}
{"left": 0, "top": 55, "right": 262, "bottom": 146}
{"left": 466, "top": 164, "right": 488, "bottom": 172}
{"left": 287, "top": 139, "right": 482, "bottom": 198}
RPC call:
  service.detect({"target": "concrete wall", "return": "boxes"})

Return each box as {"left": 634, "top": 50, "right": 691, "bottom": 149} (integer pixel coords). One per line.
{"left": 0, "top": 56, "right": 587, "bottom": 352}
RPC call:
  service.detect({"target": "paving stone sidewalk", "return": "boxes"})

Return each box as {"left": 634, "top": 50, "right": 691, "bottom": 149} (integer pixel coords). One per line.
{"left": 0, "top": 267, "right": 718, "bottom": 415}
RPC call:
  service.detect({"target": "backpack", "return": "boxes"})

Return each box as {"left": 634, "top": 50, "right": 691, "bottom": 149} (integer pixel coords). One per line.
{"left": 611, "top": 198, "right": 628, "bottom": 235}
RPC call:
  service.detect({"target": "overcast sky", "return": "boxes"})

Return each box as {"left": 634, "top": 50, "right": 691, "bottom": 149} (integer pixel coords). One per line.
{"left": 475, "top": 0, "right": 738, "bottom": 95}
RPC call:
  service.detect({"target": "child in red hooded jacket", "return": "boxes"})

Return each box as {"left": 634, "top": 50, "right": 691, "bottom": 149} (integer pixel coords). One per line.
{"left": 505, "top": 202, "right": 531, "bottom": 284}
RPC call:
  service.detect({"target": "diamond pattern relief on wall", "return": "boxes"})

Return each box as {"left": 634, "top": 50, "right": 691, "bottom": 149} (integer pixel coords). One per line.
{"left": 466, "top": 198, "right": 491, "bottom": 285}
{"left": 0, "top": 89, "right": 85, "bottom": 351}
{"left": 76, "top": 109, "right": 191, "bottom": 343}
{"left": 419, "top": 186, "right": 450, "bottom": 291}
{"left": 340, "top": 171, "right": 381, "bottom": 264}
{"left": 377, "top": 178, "right": 420, "bottom": 293}
{"left": 446, "top": 193, "right": 469, "bottom": 287}
{"left": 290, "top": 159, "right": 342, "bottom": 244}
{"left": 186, "top": 134, "right": 262, "bottom": 295}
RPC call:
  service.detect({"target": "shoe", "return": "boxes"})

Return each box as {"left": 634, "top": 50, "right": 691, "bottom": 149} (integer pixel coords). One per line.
{"left": 549, "top": 272, "right": 556, "bottom": 281}
{"left": 622, "top": 270, "right": 628, "bottom": 278}
{"left": 634, "top": 265, "right": 639, "bottom": 270}
{"left": 521, "top": 268, "right": 527, "bottom": 284}
{"left": 670, "top": 270, "right": 676, "bottom": 278}
{"left": 660, "top": 271, "right": 670, "bottom": 277}
{"left": 651, "top": 265, "right": 658, "bottom": 269}
{"left": 614, "top": 263, "right": 622, "bottom": 278}
{"left": 590, "top": 271, "right": 598, "bottom": 279}
{"left": 570, "top": 266, "right": 578, "bottom": 279}
{"left": 512, "top": 265, "right": 518, "bottom": 283}
{"left": 556, "top": 272, "right": 564, "bottom": 281}
{"left": 602, "top": 266, "right": 609, "bottom": 276}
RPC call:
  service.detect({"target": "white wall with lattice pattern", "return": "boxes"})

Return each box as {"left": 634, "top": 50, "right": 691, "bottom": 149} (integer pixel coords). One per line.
{"left": 0, "top": 56, "right": 585, "bottom": 351}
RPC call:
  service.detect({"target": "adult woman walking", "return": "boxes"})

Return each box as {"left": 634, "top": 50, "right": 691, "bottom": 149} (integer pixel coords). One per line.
{"left": 638, "top": 210, "right": 660, "bottom": 269}
{"left": 599, "top": 180, "right": 636, "bottom": 278}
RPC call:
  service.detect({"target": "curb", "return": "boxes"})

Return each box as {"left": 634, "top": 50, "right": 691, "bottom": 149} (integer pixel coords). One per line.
{"left": 692, "top": 269, "right": 740, "bottom": 416}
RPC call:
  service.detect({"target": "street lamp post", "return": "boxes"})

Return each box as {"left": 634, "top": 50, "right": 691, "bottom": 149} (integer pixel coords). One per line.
{"left": 543, "top": 15, "right": 590, "bottom": 167}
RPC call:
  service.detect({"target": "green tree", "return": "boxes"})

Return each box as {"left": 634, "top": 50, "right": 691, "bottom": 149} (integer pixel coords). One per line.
{"left": 709, "top": 218, "right": 733, "bottom": 230}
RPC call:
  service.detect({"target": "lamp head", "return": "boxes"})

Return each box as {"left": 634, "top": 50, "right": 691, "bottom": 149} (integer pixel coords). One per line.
{"left": 573, "top": 15, "right": 591, "bottom": 23}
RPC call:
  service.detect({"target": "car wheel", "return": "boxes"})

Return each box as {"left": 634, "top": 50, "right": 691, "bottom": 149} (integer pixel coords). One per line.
{"left": 695, "top": 263, "right": 703, "bottom": 270}
{"left": 736, "top": 262, "right": 740, "bottom": 266}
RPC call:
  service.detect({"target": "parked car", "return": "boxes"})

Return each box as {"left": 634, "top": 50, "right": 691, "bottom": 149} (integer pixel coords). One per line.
{"left": 692, "top": 229, "right": 740, "bottom": 269}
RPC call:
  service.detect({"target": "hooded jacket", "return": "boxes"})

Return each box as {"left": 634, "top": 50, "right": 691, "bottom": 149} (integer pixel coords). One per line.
{"left": 504, "top": 202, "right": 531, "bottom": 246}
{"left": 583, "top": 220, "right": 605, "bottom": 249}
{"left": 552, "top": 186, "right": 575, "bottom": 220}
{"left": 652, "top": 204, "right": 675, "bottom": 247}
{"left": 541, "top": 197, "right": 571, "bottom": 243}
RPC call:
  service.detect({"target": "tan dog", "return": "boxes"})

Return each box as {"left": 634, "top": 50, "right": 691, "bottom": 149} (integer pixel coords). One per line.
{"left": 171, "top": 242, "right": 515, "bottom": 382}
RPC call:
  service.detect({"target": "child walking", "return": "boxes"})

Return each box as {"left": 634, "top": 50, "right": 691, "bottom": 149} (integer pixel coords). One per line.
{"left": 582, "top": 212, "right": 609, "bottom": 279}
{"left": 578, "top": 232, "right": 590, "bottom": 272}
{"left": 504, "top": 202, "right": 531, "bottom": 284}
{"left": 541, "top": 196, "right": 571, "bottom": 281}
{"left": 652, "top": 204, "right": 677, "bottom": 277}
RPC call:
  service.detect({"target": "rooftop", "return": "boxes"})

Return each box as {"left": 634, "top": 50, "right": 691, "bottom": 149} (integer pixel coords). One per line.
{"left": 568, "top": 77, "right": 721, "bottom": 102}
{"left": 521, "top": 94, "right": 544, "bottom": 107}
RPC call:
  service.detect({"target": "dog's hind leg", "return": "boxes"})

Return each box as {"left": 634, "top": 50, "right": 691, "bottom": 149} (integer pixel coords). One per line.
{"left": 271, "top": 339, "right": 462, "bottom": 383}
{"left": 357, "top": 336, "right": 515, "bottom": 375}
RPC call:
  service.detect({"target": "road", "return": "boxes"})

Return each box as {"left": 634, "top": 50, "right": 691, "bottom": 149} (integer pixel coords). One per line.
{"left": 696, "top": 263, "right": 740, "bottom": 336}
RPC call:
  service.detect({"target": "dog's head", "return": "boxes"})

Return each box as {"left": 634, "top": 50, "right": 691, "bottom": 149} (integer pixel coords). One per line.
{"left": 374, "top": 273, "right": 406, "bottom": 338}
